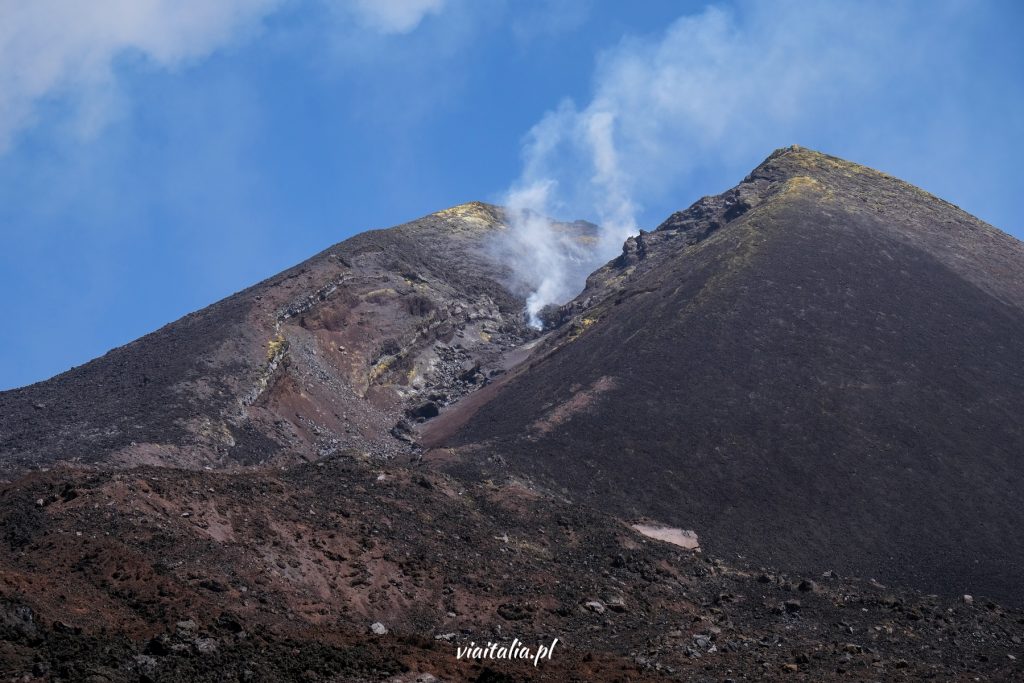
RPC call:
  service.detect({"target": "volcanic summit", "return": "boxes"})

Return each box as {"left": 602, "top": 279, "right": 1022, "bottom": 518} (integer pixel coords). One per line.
{"left": 1, "top": 146, "right": 1023, "bottom": 681}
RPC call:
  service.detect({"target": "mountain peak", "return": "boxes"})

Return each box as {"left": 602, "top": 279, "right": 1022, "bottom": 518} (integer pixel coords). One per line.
{"left": 441, "top": 147, "right": 1024, "bottom": 608}
{"left": 431, "top": 200, "right": 498, "bottom": 218}
{"left": 650, "top": 146, "right": 856, "bottom": 236}
{"left": 749, "top": 144, "right": 894, "bottom": 187}
{"left": 426, "top": 201, "right": 505, "bottom": 233}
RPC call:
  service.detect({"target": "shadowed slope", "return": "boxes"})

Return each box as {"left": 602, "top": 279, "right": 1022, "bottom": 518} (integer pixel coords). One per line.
{"left": 437, "top": 147, "right": 1024, "bottom": 604}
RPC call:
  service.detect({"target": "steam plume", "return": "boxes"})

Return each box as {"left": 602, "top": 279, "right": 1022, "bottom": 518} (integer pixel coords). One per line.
{"left": 494, "top": 0, "right": 961, "bottom": 325}
{"left": 495, "top": 101, "right": 639, "bottom": 327}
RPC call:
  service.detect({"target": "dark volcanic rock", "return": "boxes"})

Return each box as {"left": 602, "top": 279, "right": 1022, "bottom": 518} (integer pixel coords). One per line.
{"left": 2, "top": 148, "right": 1024, "bottom": 681}
{"left": 0, "top": 202, "right": 561, "bottom": 478}
{"left": 410, "top": 401, "right": 441, "bottom": 420}
{"left": 438, "top": 146, "right": 1024, "bottom": 607}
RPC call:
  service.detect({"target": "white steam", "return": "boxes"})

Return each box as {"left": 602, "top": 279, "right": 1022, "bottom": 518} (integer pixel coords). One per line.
{"left": 500, "top": 180, "right": 596, "bottom": 327}
{"left": 495, "top": 0, "right": 953, "bottom": 324}
{"left": 495, "top": 101, "right": 640, "bottom": 327}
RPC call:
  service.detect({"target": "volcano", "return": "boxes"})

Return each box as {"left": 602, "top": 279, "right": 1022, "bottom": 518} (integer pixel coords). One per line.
{"left": 1, "top": 146, "right": 1022, "bottom": 681}
{"left": 430, "top": 146, "right": 1024, "bottom": 605}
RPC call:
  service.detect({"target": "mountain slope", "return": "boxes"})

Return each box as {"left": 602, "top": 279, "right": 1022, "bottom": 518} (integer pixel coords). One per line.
{"left": 2, "top": 147, "right": 1024, "bottom": 681}
{"left": 0, "top": 203, "right": 591, "bottom": 478}
{"left": 429, "top": 146, "right": 1024, "bottom": 604}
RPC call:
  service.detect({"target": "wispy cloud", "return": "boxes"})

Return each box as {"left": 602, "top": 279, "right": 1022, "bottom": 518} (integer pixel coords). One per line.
{"left": 509, "top": 0, "right": 590, "bottom": 44}
{"left": 0, "top": 0, "right": 460, "bottom": 153}
{"left": 0, "top": 0, "right": 287, "bottom": 151}
{"left": 347, "top": 0, "right": 447, "bottom": 34}
{"left": 497, "top": 0, "right": 964, "bottom": 322}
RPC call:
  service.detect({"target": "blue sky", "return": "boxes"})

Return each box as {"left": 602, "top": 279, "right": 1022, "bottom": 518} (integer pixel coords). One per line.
{"left": 1, "top": 0, "right": 1022, "bottom": 390}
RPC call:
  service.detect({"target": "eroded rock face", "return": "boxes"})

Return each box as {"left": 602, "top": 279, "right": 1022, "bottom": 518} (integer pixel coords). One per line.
{"left": 0, "top": 202, "right": 598, "bottom": 476}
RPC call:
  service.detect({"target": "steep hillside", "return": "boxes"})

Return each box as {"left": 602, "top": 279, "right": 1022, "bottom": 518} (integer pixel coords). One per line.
{"left": 431, "top": 146, "right": 1024, "bottom": 605}
{"left": 0, "top": 203, "right": 592, "bottom": 478}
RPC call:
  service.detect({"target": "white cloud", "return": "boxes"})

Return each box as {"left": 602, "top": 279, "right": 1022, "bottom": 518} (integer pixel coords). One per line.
{"left": 0, "top": 0, "right": 456, "bottom": 152}
{"left": 497, "top": 0, "right": 962, "bottom": 319}
{"left": 348, "top": 0, "right": 446, "bottom": 34}
{"left": 0, "top": 0, "right": 283, "bottom": 151}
